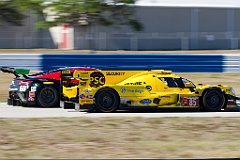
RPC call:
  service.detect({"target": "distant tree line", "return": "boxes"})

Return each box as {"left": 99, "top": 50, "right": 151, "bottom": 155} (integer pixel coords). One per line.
{"left": 0, "top": 0, "right": 143, "bottom": 31}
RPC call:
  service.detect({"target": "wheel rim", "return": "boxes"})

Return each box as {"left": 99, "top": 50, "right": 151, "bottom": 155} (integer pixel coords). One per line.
{"left": 205, "top": 91, "right": 223, "bottom": 109}
{"left": 40, "top": 88, "right": 56, "bottom": 104}
{"left": 98, "top": 91, "right": 115, "bottom": 110}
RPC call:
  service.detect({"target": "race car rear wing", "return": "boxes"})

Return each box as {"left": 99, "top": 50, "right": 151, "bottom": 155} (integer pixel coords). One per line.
{"left": 0, "top": 67, "right": 30, "bottom": 78}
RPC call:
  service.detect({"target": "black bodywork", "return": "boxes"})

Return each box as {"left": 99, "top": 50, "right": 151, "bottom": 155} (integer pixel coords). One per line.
{"left": 1, "top": 67, "right": 93, "bottom": 107}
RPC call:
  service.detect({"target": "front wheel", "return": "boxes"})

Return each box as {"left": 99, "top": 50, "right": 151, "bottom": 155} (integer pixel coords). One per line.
{"left": 37, "top": 86, "right": 59, "bottom": 107}
{"left": 94, "top": 88, "right": 119, "bottom": 113}
{"left": 202, "top": 89, "right": 225, "bottom": 112}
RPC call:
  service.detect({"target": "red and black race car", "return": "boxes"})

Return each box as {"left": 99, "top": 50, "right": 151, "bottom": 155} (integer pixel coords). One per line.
{"left": 1, "top": 67, "right": 98, "bottom": 107}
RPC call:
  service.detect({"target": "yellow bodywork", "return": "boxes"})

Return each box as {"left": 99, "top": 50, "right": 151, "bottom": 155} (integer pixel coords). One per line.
{"left": 62, "top": 70, "right": 237, "bottom": 110}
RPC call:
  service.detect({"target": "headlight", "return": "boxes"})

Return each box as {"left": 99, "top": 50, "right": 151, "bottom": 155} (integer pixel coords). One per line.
{"left": 230, "top": 87, "right": 236, "bottom": 96}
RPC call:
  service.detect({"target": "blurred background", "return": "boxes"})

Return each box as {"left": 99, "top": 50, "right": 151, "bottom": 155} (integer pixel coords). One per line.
{"left": 1, "top": 0, "right": 240, "bottom": 51}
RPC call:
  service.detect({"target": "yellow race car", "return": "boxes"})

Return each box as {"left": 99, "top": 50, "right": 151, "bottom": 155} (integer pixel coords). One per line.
{"left": 61, "top": 69, "right": 240, "bottom": 112}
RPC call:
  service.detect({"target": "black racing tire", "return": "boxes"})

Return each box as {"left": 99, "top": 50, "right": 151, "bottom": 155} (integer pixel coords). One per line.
{"left": 7, "top": 98, "right": 13, "bottom": 105}
{"left": 37, "top": 86, "right": 59, "bottom": 107}
{"left": 202, "top": 89, "right": 225, "bottom": 112}
{"left": 94, "top": 88, "right": 119, "bottom": 113}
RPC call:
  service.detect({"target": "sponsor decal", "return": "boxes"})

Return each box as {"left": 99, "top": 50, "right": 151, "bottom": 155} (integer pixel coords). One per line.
{"left": 106, "top": 72, "right": 125, "bottom": 76}
{"left": 140, "top": 99, "right": 152, "bottom": 105}
{"left": 32, "top": 83, "right": 39, "bottom": 87}
{"left": 31, "top": 86, "right": 37, "bottom": 92}
{"left": 80, "top": 99, "right": 93, "bottom": 103}
{"left": 80, "top": 94, "right": 85, "bottom": 99}
{"left": 77, "top": 72, "right": 90, "bottom": 78}
{"left": 62, "top": 80, "right": 68, "bottom": 85}
{"left": 90, "top": 72, "right": 105, "bottom": 87}
{"left": 19, "top": 82, "right": 29, "bottom": 86}
{"left": 62, "top": 70, "right": 70, "bottom": 74}
{"left": 83, "top": 89, "right": 91, "bottom": 94}
{"left": 180, "top": 97, "right": 198, "bottom": 106}
{"left": 28, "top": 97, "right": 35, "bottom": 101}
{"left": 29, "top": 91, "right": 35, "bottom": 97}
{"left": 160, "top": 96, "right": 171, "bottom": 98}
{"left": 86, "top": 95, "right": 94, "bottom": 99}
{"left": 120, "top": 88, "right": 144, "bottom": 94}
{"left": 81, "top": 72, "right": 89, "bottom": 75}
{"left": 120, "top": 88, "right": 127, "bottom": 93}
{"left": 80, "top": 81, "right": 87, "bottom": 86}
{"left": 131, "top": 89, "right": 144, "bottom": 93}
{"left": 125, "top": 82, "right": 143, "bottom": 85}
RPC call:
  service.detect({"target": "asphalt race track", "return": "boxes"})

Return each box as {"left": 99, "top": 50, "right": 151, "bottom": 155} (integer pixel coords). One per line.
{"left": 0, "top": 103, "right": 240, "bottom": 118}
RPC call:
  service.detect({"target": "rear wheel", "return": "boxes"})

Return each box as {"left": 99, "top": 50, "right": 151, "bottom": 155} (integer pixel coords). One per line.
{"left": 202, "top": 89, "right": 225, "bottom": 112}
{"left": 37, "top": 86, "right": 59, "bottom": 107}
{"left": 94, "top": 88, "right": 119, "bottom": 113}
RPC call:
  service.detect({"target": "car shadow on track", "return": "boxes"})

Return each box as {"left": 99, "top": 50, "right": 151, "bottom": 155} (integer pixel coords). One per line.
{"left": 13, "top": 103, "right": 238, "bottom": 112}
{"left": 19, "top": 105, "right": 61, "bottom": 109}
{"left": 72, "top": 108, "right": 239, "bottom": 113}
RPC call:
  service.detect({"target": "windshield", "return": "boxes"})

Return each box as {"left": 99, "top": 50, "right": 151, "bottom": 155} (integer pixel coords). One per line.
{"left": 158, "top": 77, "right": 195, "bottom": 88}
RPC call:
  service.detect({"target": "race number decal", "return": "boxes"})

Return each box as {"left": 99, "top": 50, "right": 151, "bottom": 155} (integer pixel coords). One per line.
{"left": 181, "top": 97, "right": 198, "bottom": 106}
{"left": 89, "top": 72, "right": 105, "bottom": 87}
